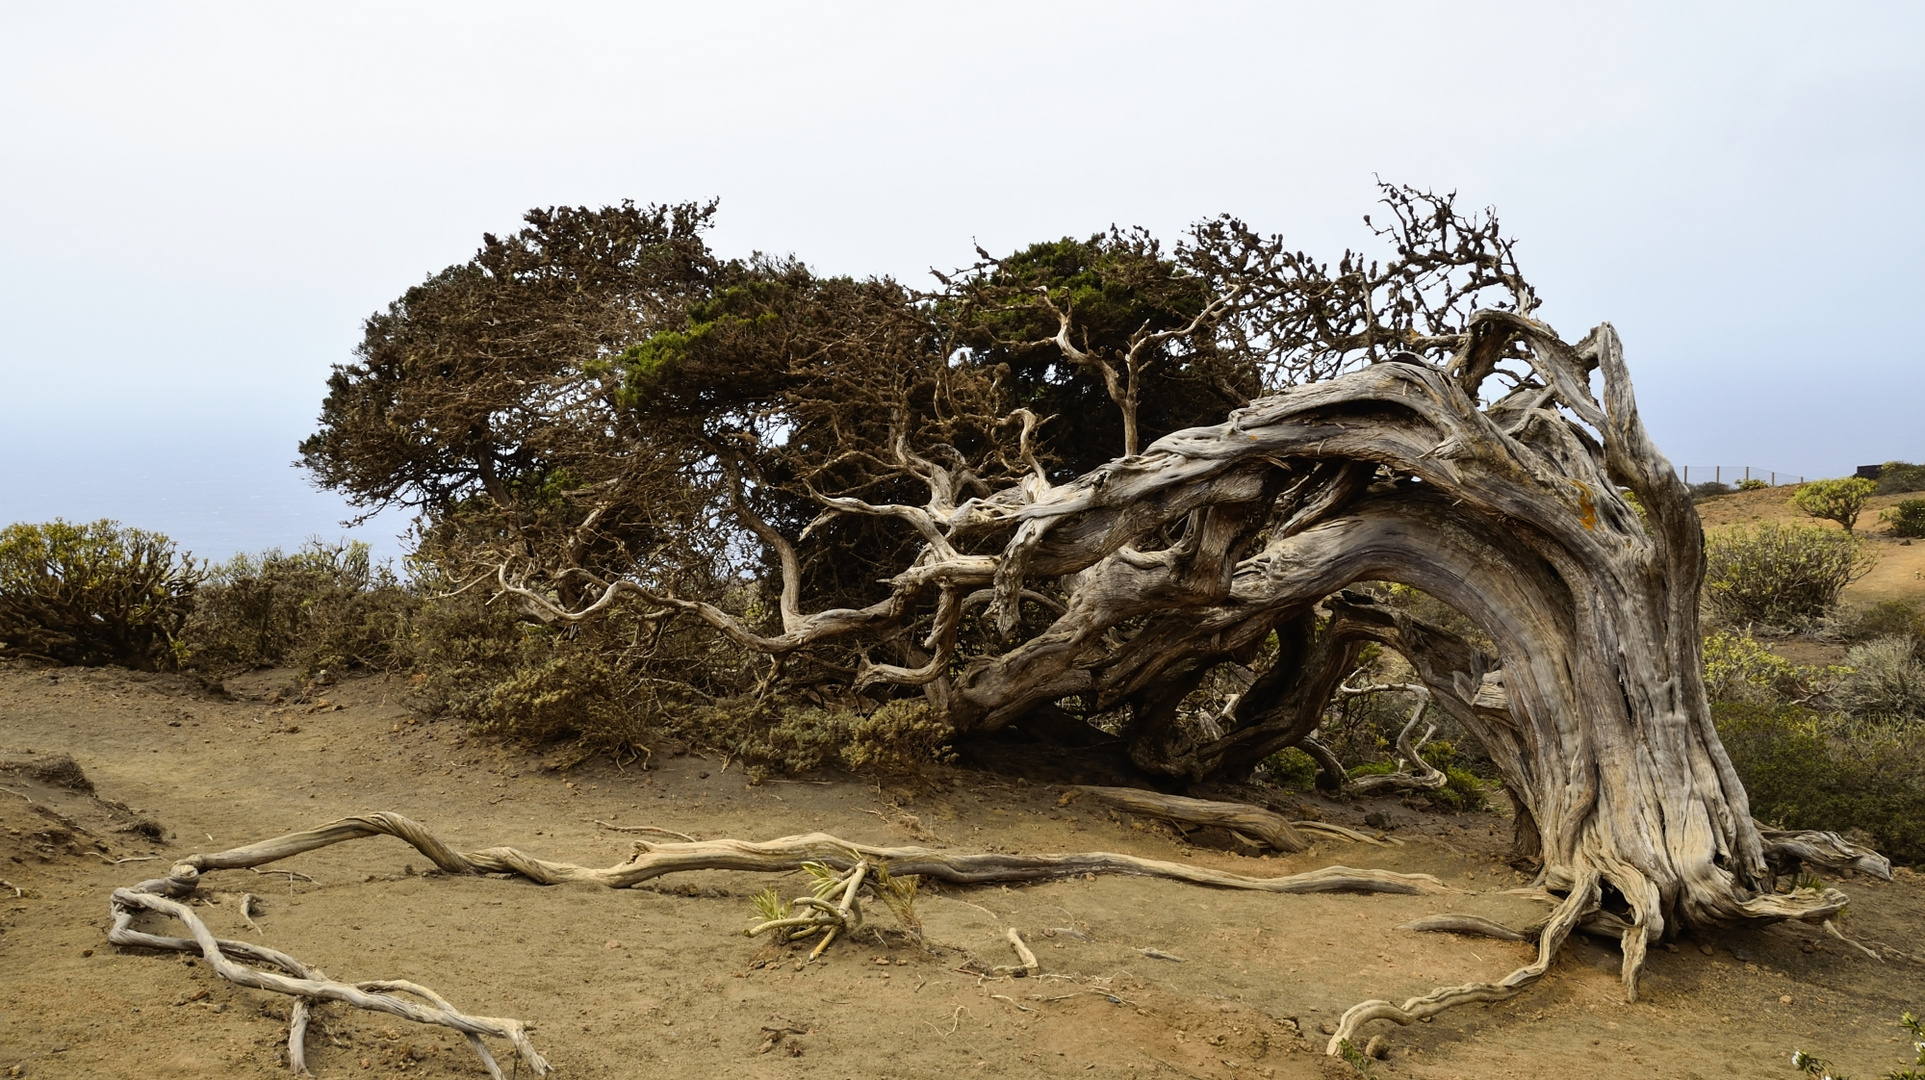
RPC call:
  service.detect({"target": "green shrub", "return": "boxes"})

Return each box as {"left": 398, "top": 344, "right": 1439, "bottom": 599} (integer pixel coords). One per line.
{"left": 1345, "top": 741, "right": 1488, "bottom": 812}
{"left": 1850, "top": 599, "right": 1925, "bottom": 644}
{"left": 183, "top": 539, "right": 411, "bottom": 676}
{"left": 1260, "top": 746, "right": 1320, "bottom": 790}
{"left": 1790, "top": 476, "right": 1878, "bottom": 533}
{"left": 1716, "top": 701, "right": 1925, "bottom": 863}
{"left": 1430, "top": 766, "right": 1490, "bottom": 812}
{"left": 1736, "top": 477, "right": 1768, "bottom": 491}
{"left": 1701, "top": 630, "right": 1850, "bottom": 704}
{"left": 0, "top": 519, "right": 200, "bottom": 669}
{"left": 840, "top": 699, "right": 956, "bottom": 773}
{"left": 470, "top": 646, "right": 643, "bottom": 748}
{"left": 719, "top": 699, "right": 957, "bottom": 781}
{"left": 1883, "top": 498, "right": 1925, "bottom": 539}
{"left": 1702, "top": 523, "right": 1873, "bottom": 631}
{"left": 400, "top": 586, "right": 676, "bottom": 755}
{"left": 1689, "top": 481, "right": 1733, "bottom": 501}
{"left": 1876, "top": 461, "right": 1925, "bottom": 496}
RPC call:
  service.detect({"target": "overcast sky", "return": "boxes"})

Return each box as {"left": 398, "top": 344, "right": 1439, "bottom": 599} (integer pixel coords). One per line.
{"left": 2, "top": 2, "right": 1920, "bottom": 563}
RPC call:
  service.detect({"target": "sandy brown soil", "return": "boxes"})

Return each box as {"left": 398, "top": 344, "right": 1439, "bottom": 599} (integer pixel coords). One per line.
{"left": 4, "top": 662, "right": 1925, "bottom": 1079}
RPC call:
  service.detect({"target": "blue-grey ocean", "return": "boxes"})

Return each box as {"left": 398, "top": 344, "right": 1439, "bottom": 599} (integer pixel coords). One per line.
{"left": 0, "top": 428, "right": 410, "bottom": 569}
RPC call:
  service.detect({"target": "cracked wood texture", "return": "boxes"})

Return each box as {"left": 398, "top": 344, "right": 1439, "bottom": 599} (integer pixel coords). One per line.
{"left": 497, "top": 299, "right": 1865, "bottom": 1000}
{"left": 723, "top": 311, "right": 1851, "bottom": 979}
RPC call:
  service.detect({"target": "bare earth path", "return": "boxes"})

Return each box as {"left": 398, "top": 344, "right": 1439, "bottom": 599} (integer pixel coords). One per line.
{"left": 3, "top": 661, "right": 1923, "bottom": 1079}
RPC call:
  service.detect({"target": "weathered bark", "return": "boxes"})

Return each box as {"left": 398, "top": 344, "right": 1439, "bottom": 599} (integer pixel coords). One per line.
{"left": 914, "top": 317, "right": 1858, "bottom": 980}
{"left": 1071, "top": 786, "right": 1311, "bottom": 852}
{"left": 505, "top": 312, "right": 1884, "bottom": 1047}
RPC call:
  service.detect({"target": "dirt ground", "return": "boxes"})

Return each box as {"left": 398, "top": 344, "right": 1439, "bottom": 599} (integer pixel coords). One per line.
{"left": 4, "top": 662, "right": 1925, "bottom": 1080}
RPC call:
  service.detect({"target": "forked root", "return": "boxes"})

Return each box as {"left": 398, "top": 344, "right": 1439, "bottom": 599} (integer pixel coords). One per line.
{"left": 107, "top": 810, "right": 1447, "bottom": 1073}
{"left": 1327, "top": 869, "right": 1601, "bottom": 1056}
{"left": 108, "top": 890, "right": 546, "bottom": 1078}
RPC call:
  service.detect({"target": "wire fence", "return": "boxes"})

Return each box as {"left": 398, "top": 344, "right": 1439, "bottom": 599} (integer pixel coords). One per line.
{"left": 1672, "top": 466, "right": 1807, "bottom": 487}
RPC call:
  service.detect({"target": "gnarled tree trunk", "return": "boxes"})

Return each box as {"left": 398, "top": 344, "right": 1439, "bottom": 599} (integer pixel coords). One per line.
{"left": 505, "top": 311, "right": 1875, "bottom": 1035}
{"left": 923, "top": 315, "right": 1849, "bottom": 973}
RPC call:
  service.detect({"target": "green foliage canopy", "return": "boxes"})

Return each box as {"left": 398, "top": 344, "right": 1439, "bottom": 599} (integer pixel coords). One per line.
{"left": 1790, "top": 476, "right": 1878, "bottom": 533}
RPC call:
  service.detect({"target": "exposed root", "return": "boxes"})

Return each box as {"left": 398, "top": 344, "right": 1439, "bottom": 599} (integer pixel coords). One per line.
{"left": 107, "top": 890, "right": 547, "bottom": 1077}
{"left": 1073, "top": 786, "right": 1309, "bottom": 852}
{"left": 1295, "top": 821, "right": 1401, "bottom": 847}
{"left": 1399, "top": 914, "right": 1533, "bottom": 941}
{"left": 1760, "top": 827, "right": 1893, "bottom": 881}
{"left": 287, "top": 998, "right": 312, "bottom": 1074}
{"left": 123, "top": 811, "right": 1449, "bottom": 896}
{"left": 1823, "top": 918, "right": 1885, "bottom": 962}
{"left": 1327, "top": 868, "right": 1599, "bottom": 1055}
{"left": 107, "top": 810, "right": 1454, "bottom": 1072}
{"left": 1346, "top": 688, "right": 1448, "bottom": 798}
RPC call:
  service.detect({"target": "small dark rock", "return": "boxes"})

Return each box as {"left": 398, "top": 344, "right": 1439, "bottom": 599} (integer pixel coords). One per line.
{"left": 1363, "top": 811, "right": 1394, "bottom": 830}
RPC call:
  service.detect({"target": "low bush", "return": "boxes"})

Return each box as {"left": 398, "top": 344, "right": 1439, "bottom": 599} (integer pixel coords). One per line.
{"left": 1736, "top": 477, "right": 1768, "bottom": 491}
{"left": 1701, "top": 630, "right": 1850, "bottom": 705}
{"left": 1876, "top": 461, "right": 1925, "bottom": 496}
{"left": 1702, "top": 523, "right": 1873, "bottom": 631}
{"left": 1346, "top": 741, "right": 1489, "bottom": 813}
{"left": 0, "top": 519, "right": 200, "bottom": 669}
{"left": 1716, "top": 701, "right": 1925, "bottom": 863}
{"left": 723, "top": 699, "right": 956, "bottom": 782}
{"left": 469, "top": 645, "right": 643, "bottom": 748}
{"left": 1688, "top": 481, "right": 1733, "bottom": 501}
{"left": 1837, "top": 637, "right": 1925, "bottom": 721}
{"left": 839, "top": 700, "right": 957, "bottom": 773}
{"left": 1849, "top": 600, "right": 1925, "bottom": 645}
{"left": 182, "top": 540, "right": 412, "bottom": 676}
{"left": 1790, "top": 476, "right": 1878, "bottom": 533}
{"left": 1883, "top": 498, "right": 1925, "bottom": 539}
{"left": 1260, "top": 746, "right": 1320, "bottom": 790}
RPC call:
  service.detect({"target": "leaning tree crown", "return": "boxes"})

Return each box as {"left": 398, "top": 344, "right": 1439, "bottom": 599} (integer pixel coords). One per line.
{"left": 298, "top": 193, "right": 1887, "bottom": 1057}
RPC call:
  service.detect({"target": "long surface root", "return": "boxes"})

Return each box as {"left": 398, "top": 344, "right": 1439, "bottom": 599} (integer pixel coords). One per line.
{"left": 1327, "top": 868, "right": 1601, "bottom": 1056}
{"left": 107, "top": 810, "right": 1447, "bottom": 1073}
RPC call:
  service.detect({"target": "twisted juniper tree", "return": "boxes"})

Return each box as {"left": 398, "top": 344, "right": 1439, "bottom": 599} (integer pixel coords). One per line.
{"left": 302, "top": 186, "right": 1882, "bottom": 1050}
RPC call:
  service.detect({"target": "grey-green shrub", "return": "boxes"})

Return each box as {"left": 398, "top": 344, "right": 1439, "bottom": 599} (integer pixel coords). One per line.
{"left": 182, "top": 539, "right": 411, "bottom": 676}
{"left": 1838, "top": 637, "right": 1925, "bottom": 721}
{"left": 1850, "top": 599, "right": 1925, "bottom": 644}
{"left": 0, "top": 519, "right": 200, "bottom": 669}
{"left": 1702, "top": 523, "right": 1872, "bottom": 631}
{"left": 1716, "top": 701, "right": 1925, "bottom": 862}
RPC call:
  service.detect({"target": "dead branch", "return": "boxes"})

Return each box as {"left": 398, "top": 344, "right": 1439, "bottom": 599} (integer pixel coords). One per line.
{"left": 1346, "top": 687, "right": 1448, "bottom": 797}
{"left": 1004, "top": 927, "right": 1040, "bottom": 976}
